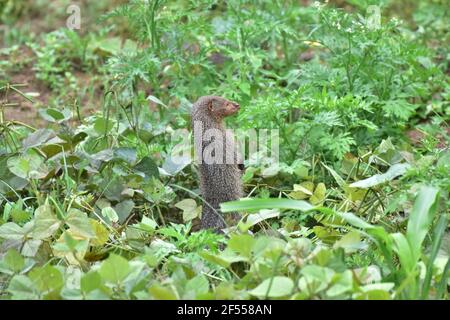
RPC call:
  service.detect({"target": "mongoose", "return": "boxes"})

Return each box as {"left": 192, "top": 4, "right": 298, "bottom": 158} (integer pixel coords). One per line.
{"left": 191, "top": 96, "right": 244, "bottom": 231}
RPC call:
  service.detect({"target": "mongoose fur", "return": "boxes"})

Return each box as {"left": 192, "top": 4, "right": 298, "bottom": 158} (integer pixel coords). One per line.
{"left": 191, "top": 96, "right": 243, "bottom": 231}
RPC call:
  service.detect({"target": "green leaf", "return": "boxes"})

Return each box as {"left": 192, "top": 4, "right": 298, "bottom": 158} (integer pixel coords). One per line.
{"left": 94, "top": 118, "right": 115, "bottom": 135}
{"left": 3, "top": 249, "right": 25, "bottom": 273}
{"left": 134, "top": 156, "right": 160, "bottom": 180}
{"left": 392, "top": 232, "right": 415, "bottom": 273}
{"left": 114, "top": 200, "right": 135, "bottom": 224}
{"left": 22, "top": 129, "right": 55, "bottom": 149}
{"left": 288, "top": 182, "right": 314, "bottom": 200}
{"left": 81, "top": 271, "right": 102, "bottom": 294}
{"left": 149, "top": 284, "right": 178, "bottom": 300}
{"left": 8, "top": 275, "right": 38, "bottom": 299}
{"left": 298, "top": 265, "right": 335, "bottom": 295}
{"left": 406, "top": 186, "right": 439, "bottom": 262}
{"left": 322, "top": 163, "right": 346, "bottom": 187}
{"left": 147, "top": 95, "right": 168, "bottom": 108}
{"left": 99, "top": 254, "right": 130, "bottom": 284}
{"left": 250, "top": 276, "right": 294, "bottom": 298}
{"left": 185, "top": 275, "right": 209, "bottom": 297}
{"left": 310, "top": 182, "right": 326, "bottom": 205}
{"left": 199, "top": 249, "right": 247, "bottom": 268}
{"left": 29, "top": 265, "right": 64, "bottom": 293}
{"left": 221, "top": 198, "right": 314, "bottom": 213}
{"left": 66, "top": 209, "right": 95, "bottom": 239}
{"left": 245, "top": 209, "right": 279, "bottom": 228}
{"left": 38, "top": 108, "right": 72, "bottom": 123}
{"left": 33, "top": 204, "right": 61, "bottom": 240}
{"left": 228, "top": 234, "right": 255, "bottom": 258}
{"left": 350, "top": 163, "right": 410, "bottom": 189}
{"left": 92, "top": 37, "right": 122, "bottom": 55}
{"left": 0, "top": 222, "right": 25, "bottom": 240}
{"left": 7, "top": 152, "right": 49, "bottom": 180}
{"left": 162, "top": 155, "right": 191, "bottom": 176}
{"left": 326, "top": 270, "right": 353, "bottom": 297}
{"left": 422, "top": 214, "right": 448, "bottom": 299}
{"left": 114, "top": 147, "right": 137, "bottom": 164}
{"left": 90, "top": 220, "right": 109, "bottom": 246}
{"left": 333, "top": 232, "right": 366, "bottom": 253}
{"left": 136, "top": 216, "right": 158, "bottom": 233}
{"left": 175, "top": 199, "right": 201, "bottom": 222}
{"left": 101, "top": 207, "right": 119, "bottom": 223}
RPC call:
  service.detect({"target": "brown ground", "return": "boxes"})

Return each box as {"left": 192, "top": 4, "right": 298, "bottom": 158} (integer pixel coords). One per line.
{"left": 406, "top": 127, "right": 450, "bottom": 149}
{"left": 1, "top": 44, "right": 103, "bottom": 128}
{"left": 1, "top": 45, "right": 50, "bottom": 127}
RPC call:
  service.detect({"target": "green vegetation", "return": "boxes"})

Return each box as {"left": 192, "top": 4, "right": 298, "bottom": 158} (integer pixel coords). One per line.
{"left": 0, "top": 0, "right": 448, "bottom": 300}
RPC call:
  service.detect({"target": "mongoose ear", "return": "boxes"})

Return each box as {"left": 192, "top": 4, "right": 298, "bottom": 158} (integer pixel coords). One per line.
{"left": 207, "top": 101, "right": 213, "bottom": 111}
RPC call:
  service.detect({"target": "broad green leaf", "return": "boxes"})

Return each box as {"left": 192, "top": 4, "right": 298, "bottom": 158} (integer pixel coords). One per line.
{"left": 343, "top": 185, "right": 367, "bottom": 202}
{"left": 406, "top": 186, "right": 439, "bottom": 262}
{"left": 245, "top": 209, "right": 279, "bottom": 227}
{"left": 228, "top": 234, "right": 255, "bottom": 258}
{"left": 101, "top": 207, "right": 119, "bottom": 223}
{"left": 392, "top": 233, "right": 415, "bottom": 273}
{"left": 8, "top": 275, "right": 38, "bottom": 299}
{"left": 299, "top": 265, "right": 335, "bottom": 295}
{"left": 81, "top": 271, "right": 102, "bottom": 294}
{"left": 149, "top": 284, "right": 178, "bottom": 300}
{"left": 134, "top": 156, "right": 160, "bottom": 180}
{"left": 333, "top": 231, "right": 366, "bottom": 253}
{"left": 185, "top": 275, "right": 209, "bottom": 297}
{"left": 199, "top": 249, "right": 247, "bottom": 268}
{"left": 288, "top": 182, "right": 314, "bottom": 200}
{"left": 250, "top": 276, "right": 294, "bottom": 298}
{"left": 66, "top": 209, "right": 95, "bottom": 239}
{"left": 0, "top": 222, "right": 25, "bottom": 240}
{"left": 422, "top": 214, "right": 448, "bottom": 299}
{"left": 22, "top": 129, "right": 55, "bottom": 149}
{"left": 3, "top": 249, "right": 25, "bottom": 273}
{"left": 175, "top": 199, "right": 201, "bottom": 222}
{"left": 90, "top": 220, "right": 110, "bottom": 246}
{"left": 261, "top": 163, "right": 280, "bottom": 177}
{"left": 136, "top": 216, "right": 158, "bottom": 233}
{"left": 38, "top": 108, "right": 71, "bottom": 123}
{"left": 175, "top": 199, "right": 197, "bottom": 212}
{"left": 310, "top": 182, "right": 326, "bottom": 205}
{"left": 99, "top": 254, "right": 130, "bottom": 284}
{"left": 0, "top": 156, "right": 29, "bottom": 193}
{"left": 114, "top": 200, "right": 135, "bottom": 224}
{"left": 221, "top": 198, "right": 314, "bottom": 213}
{"left": 7, "top": 152, "right": 49, "bottom": 180}
{"left": 326, "top": 270, "right": 353, "bottom": 297}
{"left": 162, "top": 155, "right": 191, "bottom": 176}
{"left": 29, "top": 265, "right": 64, "bottom": 293}
{"left": 22, "top": 239, "right": 42, "bottom": 258}
{"left": 33, "top": 204, "right": 61, "bottom": 239}
{"left": 350, "top": 163, "right": 410, "bottom": 189}
{"left": 91, "top": 37, "right": 122, "bottom": 55}
{"left": 94, "top": 118, "right": 115, "bottom": 135}
{"left": 114, "top": 147, "right": 137, "bottom": 164}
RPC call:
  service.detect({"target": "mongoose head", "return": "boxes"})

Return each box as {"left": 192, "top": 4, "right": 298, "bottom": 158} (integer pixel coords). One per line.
{"left": 197, "top": 95, "right": 240, "bottom": 119}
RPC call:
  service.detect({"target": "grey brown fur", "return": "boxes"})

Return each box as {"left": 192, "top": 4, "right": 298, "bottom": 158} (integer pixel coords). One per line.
{"left": 191, "top": 96, "right": 243, "bottom": 231}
